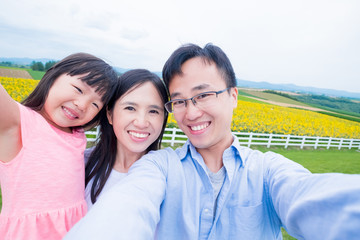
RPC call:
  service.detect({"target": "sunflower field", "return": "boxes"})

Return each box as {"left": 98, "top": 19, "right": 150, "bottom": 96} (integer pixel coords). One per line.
{"left": 0, "top": 77, "right": 39, "bottom": 102}
{"left": 2, "top": 77, "right": 360, "bottom": 139}
{"left": 167, "top": 100, "right": 360, "bottom": 139}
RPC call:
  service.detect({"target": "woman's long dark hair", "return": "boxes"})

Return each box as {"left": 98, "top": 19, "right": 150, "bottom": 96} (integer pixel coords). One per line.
{"left": 85, "top": 69, "right": 169, "bottom": 204}
{"left": 22, "top": 53, "right": 118, "bottom": 129}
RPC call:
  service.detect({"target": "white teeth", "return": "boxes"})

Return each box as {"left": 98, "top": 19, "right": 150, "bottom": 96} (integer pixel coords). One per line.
{"left": 63, "top": 107, "right": 76, "bottom": 118}
{"left": 129, "top": 131, "right": 148, "bottom": 138}
{"left": 191, "top": 123, "right": 209, "bottom": 131}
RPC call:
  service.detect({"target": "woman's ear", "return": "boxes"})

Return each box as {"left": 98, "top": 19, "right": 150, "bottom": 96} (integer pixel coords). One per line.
{"left": 107, "top": 107, "right": 113, "bottom": 125}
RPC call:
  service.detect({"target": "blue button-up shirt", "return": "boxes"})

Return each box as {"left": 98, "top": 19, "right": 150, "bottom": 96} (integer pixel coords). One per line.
{"left": 66, "top": 137, "right": 360, "bottom": 240}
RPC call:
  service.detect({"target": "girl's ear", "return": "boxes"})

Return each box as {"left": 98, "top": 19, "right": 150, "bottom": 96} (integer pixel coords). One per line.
{"left": 107, "top": 107, "right": 113, "bottom": 125}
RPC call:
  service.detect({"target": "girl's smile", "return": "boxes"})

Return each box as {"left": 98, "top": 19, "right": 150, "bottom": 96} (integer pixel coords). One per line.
{"left": 41, "top": 73, "right": 104, "bottom": 132}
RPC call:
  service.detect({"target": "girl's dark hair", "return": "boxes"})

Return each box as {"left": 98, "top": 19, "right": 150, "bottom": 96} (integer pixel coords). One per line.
{"left": 162, "top": 43, "right": 236, "bottom": 90}
{"left": 22, "top": 53, "right": 118, "bottom": 129}
{"left": 85, "top": 69, "right": 169, "bottom": 204}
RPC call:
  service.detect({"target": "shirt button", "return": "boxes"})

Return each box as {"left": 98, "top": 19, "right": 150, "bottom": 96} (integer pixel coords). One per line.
{"left": 204, "top": 208, "right": 210, "bottom": 214}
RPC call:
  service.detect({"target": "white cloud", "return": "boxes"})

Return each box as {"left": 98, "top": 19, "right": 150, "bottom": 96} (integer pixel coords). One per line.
{"left": 0, "top": 0, "right": 359, "bottom": 92}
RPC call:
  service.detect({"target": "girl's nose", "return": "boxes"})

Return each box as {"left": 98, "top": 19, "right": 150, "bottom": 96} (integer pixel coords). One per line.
{"left": 74, "top": 98, "right": 88, "bottom": 111}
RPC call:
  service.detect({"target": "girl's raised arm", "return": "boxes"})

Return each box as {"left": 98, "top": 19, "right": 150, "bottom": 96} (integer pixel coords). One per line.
{"left": 0, "top": 83, "right": 21, "bottom": 162}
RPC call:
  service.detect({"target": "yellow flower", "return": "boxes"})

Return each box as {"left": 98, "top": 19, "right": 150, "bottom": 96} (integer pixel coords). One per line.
{"left": 3, "top": 77, "right": 358, "bottom": 139}
{"left": 1, "top": 77, "right": 39, "bottom": 102}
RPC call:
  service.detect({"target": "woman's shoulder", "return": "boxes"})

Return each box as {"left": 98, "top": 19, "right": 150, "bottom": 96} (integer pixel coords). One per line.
{"left": 139, "top": 147, "right": 181, "bottom": 171}
{"left": 84, "top": 146, "right": 95, "bottom": 164}
{"left": 146, "top": 147, "right": 178, "bottom": 159}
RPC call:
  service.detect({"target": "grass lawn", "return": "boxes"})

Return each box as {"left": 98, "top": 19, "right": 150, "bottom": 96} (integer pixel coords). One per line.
{"left": 253, "top": 146, "right": 360, "bottom": 239}
{"left": 0, "top": 147, "right": 358, "bottom": 239}
{"left": 0, "top": 66, "right": 45, "bottom": 80}
{"left": 237, "top": 94, "right": 271, "bottom": 104}
{"left": 26, "top": 69, "right": 45, "bottom": 80}
{"left": 240, "top": 89, "right": 311, "bottom": 107}
{"left": 0, "top": 66, "right": 27, "bottom": 70}
{"left": 253, "top": 146, "right": 360, "bottom": 174}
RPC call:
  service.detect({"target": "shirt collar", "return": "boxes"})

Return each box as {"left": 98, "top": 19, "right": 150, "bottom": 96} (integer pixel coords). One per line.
{"left": 176, "top": 140, "right": 192, "bottom": 160}
{"left": 175, "top": 135, "right": 245, "bottom": 167}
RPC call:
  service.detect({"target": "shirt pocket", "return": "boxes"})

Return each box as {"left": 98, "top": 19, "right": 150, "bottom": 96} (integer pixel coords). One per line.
{"left": 227, "top": 201, "right": 265, "bottom": 238}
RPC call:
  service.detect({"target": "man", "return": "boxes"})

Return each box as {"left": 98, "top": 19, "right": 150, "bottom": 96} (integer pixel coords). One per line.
{"left": 65, "top": 43, "right": 360, "bottom": 239}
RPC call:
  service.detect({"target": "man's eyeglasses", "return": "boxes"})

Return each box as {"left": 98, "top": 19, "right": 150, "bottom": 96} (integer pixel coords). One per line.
{"left": 164, "top": 87, "right": 230, "bottom": 113}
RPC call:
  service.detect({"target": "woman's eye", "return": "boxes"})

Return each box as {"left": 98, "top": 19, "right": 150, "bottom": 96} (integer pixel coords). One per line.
{"left": 149, "top": 109, "right": 160, "bottom": 114}
{"left": 125, "top": 106, "right": 135, "bottom": 111}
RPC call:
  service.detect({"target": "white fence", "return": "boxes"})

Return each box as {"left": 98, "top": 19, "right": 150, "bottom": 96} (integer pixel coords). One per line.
{"left": 86, "top": 127, "right": 360, "bottom": 150}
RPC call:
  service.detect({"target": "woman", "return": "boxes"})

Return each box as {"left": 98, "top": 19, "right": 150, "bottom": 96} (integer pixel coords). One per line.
{"left": 84, "top": 69, "right": 168, "bottom": 208}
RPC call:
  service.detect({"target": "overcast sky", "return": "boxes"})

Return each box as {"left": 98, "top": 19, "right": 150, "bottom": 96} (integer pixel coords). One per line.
{"left": 1, "top": 0, "right": 359, "bottom": 93}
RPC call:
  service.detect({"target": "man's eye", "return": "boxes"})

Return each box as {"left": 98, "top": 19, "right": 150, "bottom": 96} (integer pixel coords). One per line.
{"left": 173, "top": 100, "right": 185, "bottom": 106}
{"left": 196, "top": 93, "right": 212, "bottom": 100}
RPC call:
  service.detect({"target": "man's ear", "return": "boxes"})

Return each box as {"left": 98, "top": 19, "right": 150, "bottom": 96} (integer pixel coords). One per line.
{"left": 231, "top": 87, "right": 238, "bottom": 109}
{"left": 107, "top": 107, "right": 113, "bottom": 125}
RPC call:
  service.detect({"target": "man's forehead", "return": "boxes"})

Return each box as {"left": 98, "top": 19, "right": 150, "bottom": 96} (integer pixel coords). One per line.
{"left": 169, "top": 83, "right": 211, "bottom": 99}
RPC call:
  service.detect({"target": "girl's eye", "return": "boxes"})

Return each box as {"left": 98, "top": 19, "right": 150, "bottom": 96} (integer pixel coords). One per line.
{"left": 74, "top": 86, "right": 83, "bottom": 94}
{"left": 92, "top": 103, "right": 99, "bottom": 109}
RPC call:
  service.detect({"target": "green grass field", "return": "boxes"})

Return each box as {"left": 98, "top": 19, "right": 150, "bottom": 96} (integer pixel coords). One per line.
{"left": 0, "top": 66, "right": 45, "bottom": 80}
{"left": 316, "top": 110, "right": 360, "bottom": 123}
{"left": 254, "top": 146, "right": 360, "bottom": 174}
{"left": 240, "top": 89, "right": 312, "bottom": 107}
{"left": 253, "top": 146, "right": 360, "bottom": 239}
{"left": 237, "top": 94, "right": 271, "bottom": 104}
{"left": 0, "top": 147, "right": 358, "bottom": 239}
{"left": 26, "top": 69, "right": 45, "bottom": 80}
{"left": 1, "top": 66, "right": 22, "bottom": 69}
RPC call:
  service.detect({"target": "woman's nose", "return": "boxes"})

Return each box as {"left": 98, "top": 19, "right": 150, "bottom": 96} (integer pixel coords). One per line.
{"left": 133, "top": 114, "right": 149, "bottom": 128}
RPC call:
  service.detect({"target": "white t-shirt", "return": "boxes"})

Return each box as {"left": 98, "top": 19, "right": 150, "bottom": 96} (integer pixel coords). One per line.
{"left": 84, "top": 147, "right": 127, "bottom": 210}
{"left": 85, "top": 169, "right": 127, "bottom": 210}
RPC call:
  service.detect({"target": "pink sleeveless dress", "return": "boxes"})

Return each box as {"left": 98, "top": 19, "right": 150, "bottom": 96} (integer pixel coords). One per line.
{"left": 0, "top": 103, "right": 87, "bottom": 239}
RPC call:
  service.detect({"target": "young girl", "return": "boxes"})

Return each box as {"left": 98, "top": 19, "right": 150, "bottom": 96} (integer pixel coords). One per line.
{"left": 0, "top": 53, "right": 118, "bottom": 239}
{"left": 84, "top": 69, "right": 168, "bottom": 209}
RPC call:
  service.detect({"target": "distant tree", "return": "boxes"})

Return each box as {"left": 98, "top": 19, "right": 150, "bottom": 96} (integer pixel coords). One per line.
{"left": 30, "top": 61, "right": 36, "bottom": 70}
{"left": 45, "top": 60, "right": 57, "bottom": 71}
{"left": 0, "top": 61, "right": 12, "bottom": 67}
{"left": 37, "top": 62, "right": 44, "bottom": 71}
{"left": 31, "top": 61, "right": 45, "bottom": 71}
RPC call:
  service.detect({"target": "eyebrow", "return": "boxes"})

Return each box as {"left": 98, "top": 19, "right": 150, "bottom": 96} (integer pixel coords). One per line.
{"left": 170, "top": 84, "right": 210, "bottom": 99}
{"left": 121, "top": 101, "right": 137, "bottom": 106}
{"left": 149, "top": 105, "right": 163, "bottom": 111}
{"left": 121, "top": 102, "right": 163, "bottom": 110}
{"left": 76, "top": 79, "right": 103, "bottom": 101}
{"left": 76, "top": 77, "right": 91, "bottom": 89}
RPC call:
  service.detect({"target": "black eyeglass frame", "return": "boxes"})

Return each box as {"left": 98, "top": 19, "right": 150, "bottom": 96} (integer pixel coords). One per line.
{"left": 164, "top": 87, "right": 231, "bottom": 113}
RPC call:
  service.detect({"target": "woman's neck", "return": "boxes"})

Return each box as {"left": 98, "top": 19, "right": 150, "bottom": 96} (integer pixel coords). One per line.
{"left": 113, "top": 149, "right": 145, "bottom": 173}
